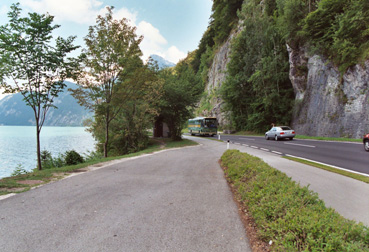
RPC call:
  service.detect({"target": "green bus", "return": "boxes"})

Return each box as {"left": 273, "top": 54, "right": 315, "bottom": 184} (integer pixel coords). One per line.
{"left": 188, "top": 117, "right": 217, "bottom": 136}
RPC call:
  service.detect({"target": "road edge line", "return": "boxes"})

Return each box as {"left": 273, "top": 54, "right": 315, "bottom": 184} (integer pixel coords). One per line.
{"left": 285, "top": 154, "right": 369, "bottom": 178}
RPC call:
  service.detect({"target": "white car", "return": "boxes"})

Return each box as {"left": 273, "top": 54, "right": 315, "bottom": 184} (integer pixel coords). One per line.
{"left": 265, "top": 126, "right": 295, "bottom": 141}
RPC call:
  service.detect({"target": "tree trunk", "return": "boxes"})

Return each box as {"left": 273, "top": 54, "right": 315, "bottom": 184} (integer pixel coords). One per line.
{"left": 104, "top": 120, "right": 109, "bottom": 158}
{"left": 36, "top": 123, "right": 42, "bottom": 170}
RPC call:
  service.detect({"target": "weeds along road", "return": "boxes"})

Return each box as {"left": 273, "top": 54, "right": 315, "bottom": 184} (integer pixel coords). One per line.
{"left": 0, "top": 138, "right": 251, "bottom": 252}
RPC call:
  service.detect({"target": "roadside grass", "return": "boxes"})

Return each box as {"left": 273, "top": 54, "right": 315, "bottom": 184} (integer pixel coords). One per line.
{"left": 221, "top": 150, "right": 369, "bottom": 251}
{"left": 0, "top": 138, "right": 198, "bottom": 196}
{"left": 283, "top": 156, "right": 369, "bottom": 184}
{"left": 294, "top": 135, "right": 362, "bottom": 142}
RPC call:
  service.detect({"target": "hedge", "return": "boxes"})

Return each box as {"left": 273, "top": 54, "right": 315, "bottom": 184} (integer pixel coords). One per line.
{"left": 221, "top": 150, "right": 369, "bottom": 251}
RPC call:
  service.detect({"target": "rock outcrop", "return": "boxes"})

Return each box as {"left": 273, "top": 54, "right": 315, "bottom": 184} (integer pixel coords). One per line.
{"left": 288, "top": 46, "right": 369, "bottom": 138}
{"left": 200, "top": 31, "right": 239, "bottom": 127}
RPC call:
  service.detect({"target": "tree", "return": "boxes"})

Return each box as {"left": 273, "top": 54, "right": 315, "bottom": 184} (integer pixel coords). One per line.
{"left": 89, "top": 61, "right": 162, "bottom": 155}
{"left": 72, "top": 6, "right": 143, "bottom": 157}
{"left": 221, "top": 1, "right": 294, "bottom": 132}
{"left": 158, "top": 61, "right": 202, "bottom": 140}
{"left": 0, "top": 3, "right": 79, "bottom": 170}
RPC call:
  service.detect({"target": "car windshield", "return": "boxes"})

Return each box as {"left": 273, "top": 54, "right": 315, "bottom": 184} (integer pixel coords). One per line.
{"left": 280, "top": 126, "right": 291, "bottom": 130}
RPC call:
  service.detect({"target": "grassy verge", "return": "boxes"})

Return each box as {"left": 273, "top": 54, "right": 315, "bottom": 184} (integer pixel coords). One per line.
{"left": 294, "top": 135, "right": 362, "bottom": 142}
{"left": 283, "top": 156, "right": 369, "bottom": 184}
{"left": 221, "top": 149, "right": 369, "bottom": 251}
{"left": 0, "top": 138, "right": 198, "bottom": 196}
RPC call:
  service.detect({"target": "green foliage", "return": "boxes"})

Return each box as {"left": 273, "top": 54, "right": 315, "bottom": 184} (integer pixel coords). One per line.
{"left": 65, "top": 150, "right": 84, "bottom": 166}
{"left": 72, "top": 6, "right": 146, "bottom": 157}
{"left": 221, "top": 150, "right": 369, "bottom": 251}
{"left": 300, "top": 0, "right": 369, "bottom": 71}
{"left": 11, "top": 164, "right": 29, "bottom": 177}
{"left": 211, "top": 0, "right": 244, "bottom": 45}
{"left": 40, "top": 150, "right": 65, "bottom": 169}
{"left": 158, "top": 61, "right": 203, "bottom": 140}
{"left": 89, "top": 60, "right": 162, "bottom": 156}
{"left": 0, "top": 3, "right": 79, "bottom": 170}
{"left": 221, "top": 2, "right": 294, "bottom": 132}
{"left": 191, "top": 27, "right": 216, "bottom": 73}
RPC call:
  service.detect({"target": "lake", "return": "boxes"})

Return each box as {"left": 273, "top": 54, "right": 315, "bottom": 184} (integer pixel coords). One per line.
{"left": 0, "top": 126, "right": 96, "bottom": 179}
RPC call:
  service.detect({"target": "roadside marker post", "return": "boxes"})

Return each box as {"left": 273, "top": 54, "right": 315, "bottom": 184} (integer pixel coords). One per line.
{"left": 227, "top": 140, "right": 230, "bottom": 149}
{"left": 218, "top": 133, "right": 220, "bottom": 140}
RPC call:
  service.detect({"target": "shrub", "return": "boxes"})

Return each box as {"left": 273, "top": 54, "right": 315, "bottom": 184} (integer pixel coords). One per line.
{"left": 40, "top": 150, "right": 54, "bottom": 169}
{"left": 40, "top": 150, "right": 65, "bottom": 169}
{"left": 64, "top": 150, "right": 84, "bottom": 166}
{"left": 11, "top": 164, "right": 29, "bottom": 176}
{"left": 221, "top": 149, "right": 369, "bottom": 251}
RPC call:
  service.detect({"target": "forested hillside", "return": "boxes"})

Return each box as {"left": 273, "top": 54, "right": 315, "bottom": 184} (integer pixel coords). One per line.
{"left": 184, "top": 0, "right": 369, "bottom": 136}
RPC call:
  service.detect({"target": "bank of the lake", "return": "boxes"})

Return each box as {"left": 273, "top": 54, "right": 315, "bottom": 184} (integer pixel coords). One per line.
{"left": 0, "top": 126, "right": 96, "bottom": 179}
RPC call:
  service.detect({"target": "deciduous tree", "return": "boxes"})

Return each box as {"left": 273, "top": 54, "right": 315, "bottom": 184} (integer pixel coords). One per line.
{"left": 72, "top": 6, "right": 143, "bottom": 157}
{"left": 158, "top": 61, "right": 202, "bottom": 140}
{"left": 0, "top": 3, "right": 79, "bottom": 170}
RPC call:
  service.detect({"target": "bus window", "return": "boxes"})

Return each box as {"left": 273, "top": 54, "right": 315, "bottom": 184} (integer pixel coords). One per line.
{"left": 205, "top": 119, "right": 217, "bottom": 128}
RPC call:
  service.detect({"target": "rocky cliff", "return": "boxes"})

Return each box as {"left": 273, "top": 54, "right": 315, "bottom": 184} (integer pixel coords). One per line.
{"left": 203, "top": 34, "right": 369, "bottom": 138}
{"left": 288, "top": 46, "right": 369, "bottom": 138}
{"left": 200, "top": 31, "right": 238, "bottom": 128}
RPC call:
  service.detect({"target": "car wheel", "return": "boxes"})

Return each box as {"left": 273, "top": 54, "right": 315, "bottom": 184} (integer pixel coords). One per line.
{"left": 274, "top": 135, "right": 278, "bottom": 141}
{"left": 290, "top": 137, "right": 294, "bottom": 141}
{"left": 265, "top": 134, "right": 269, "bottom": 140}
{"left": 364, "top": 140, "right": 369, "bottom": 152}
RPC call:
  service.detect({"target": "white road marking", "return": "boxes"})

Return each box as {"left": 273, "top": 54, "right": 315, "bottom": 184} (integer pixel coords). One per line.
{"left": 251, "top": 146, "right": 258, "bottom": 149}
{"left": 272, "top": 151, "right": 282, "bottom": 155}
{"left": 242, "top": 144, "right": 249, "bottom": 147}
{"left": 284, "top": 142, "right": 316, "bottom": 148}
{"left": 260, "top": 148, "right": 269, "bottom": 151}
{"left": 285, "top": 154, "right": 369, "bottom": 178}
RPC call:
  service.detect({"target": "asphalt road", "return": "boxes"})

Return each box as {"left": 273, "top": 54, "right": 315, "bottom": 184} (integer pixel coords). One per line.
{"left": 0, "top": 141, "right": 251, "bottom": 252}
{"left": 213, "top": 134, "right": 369, "bottom": 176}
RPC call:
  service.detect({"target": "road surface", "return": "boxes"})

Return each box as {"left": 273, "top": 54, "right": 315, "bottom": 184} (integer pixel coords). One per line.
{"left": 213, "top": 134, "right": 369, "bottom": 175}
{"left": 0, "top": 140, "right": 251, "bottom": 252}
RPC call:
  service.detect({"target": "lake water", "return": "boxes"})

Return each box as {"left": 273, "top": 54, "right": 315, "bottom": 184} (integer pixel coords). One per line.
{"left": 0, "top": 126, "right": 96, "bottom": 179}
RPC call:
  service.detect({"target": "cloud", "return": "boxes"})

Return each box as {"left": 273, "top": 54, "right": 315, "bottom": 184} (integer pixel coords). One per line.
{"left": 164, "top": 46, "right": 187, "bottom": 64}
{"left": 0, "top": 5, "right": 8, "bottom": 15}
{"left": 136, "top": 22, "right": 186, "bottom": 64}
{"left": 136, "top": 21, "right": 168, "bottom": 60}
{"left": 19, "top": 0, "right": 186, "bottom": 63}
{"left": 20, "top": 0, "right": 135, "bottom": 24}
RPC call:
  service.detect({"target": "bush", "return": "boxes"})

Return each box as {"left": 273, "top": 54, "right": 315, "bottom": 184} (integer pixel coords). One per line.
{"left": 11, "top": 164, "right": 29, "bottom": 176}
{"left": 40, "top": 150, "right": 65, "bottom": 169}
{"left": 64, "top": 150, "right": 84, "bottom": 166}
{"left": 221, "top": 149, "right": 369, "bottom": 251}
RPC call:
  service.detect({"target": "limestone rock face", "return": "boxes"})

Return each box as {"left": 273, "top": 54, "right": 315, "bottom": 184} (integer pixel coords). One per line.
{"left": 201, "top": 31, "right": 237, "bottom": 127}
{"left": 289, "top": 46, "right": 369, "bottom": 138}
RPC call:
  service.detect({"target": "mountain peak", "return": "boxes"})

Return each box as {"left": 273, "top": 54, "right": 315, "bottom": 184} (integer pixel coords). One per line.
{"left": 149, "top": 55, "right": 176, "bottom": 69}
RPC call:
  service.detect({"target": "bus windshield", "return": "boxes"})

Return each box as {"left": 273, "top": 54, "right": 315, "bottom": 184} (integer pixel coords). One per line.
{"left": 204, "top": 118, "right": 217, "bottom": 128}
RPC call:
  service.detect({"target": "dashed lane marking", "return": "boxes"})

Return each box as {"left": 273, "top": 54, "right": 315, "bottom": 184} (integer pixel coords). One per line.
{"left": 284, "top": 142, "right": 316, "bottom": 148}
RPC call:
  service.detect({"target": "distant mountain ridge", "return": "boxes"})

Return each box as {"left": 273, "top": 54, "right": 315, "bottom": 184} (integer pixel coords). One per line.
{"left": 0, "top": 81, "right": 92, "bottom": 126}
{"left": 149, "top": 54, "right": 176, "bottom": 69}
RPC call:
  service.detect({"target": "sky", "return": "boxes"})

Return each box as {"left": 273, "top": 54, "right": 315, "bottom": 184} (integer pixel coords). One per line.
{"left": 0, "top": 0, "right": 213, "bottom": 100}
